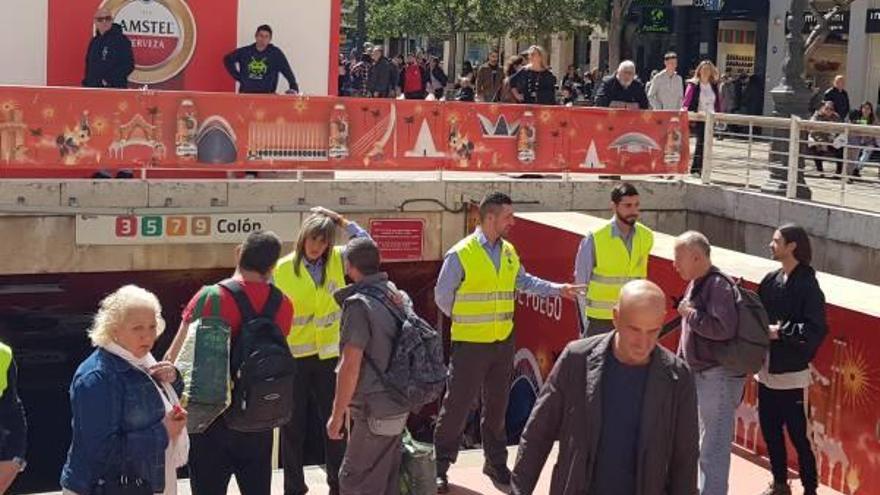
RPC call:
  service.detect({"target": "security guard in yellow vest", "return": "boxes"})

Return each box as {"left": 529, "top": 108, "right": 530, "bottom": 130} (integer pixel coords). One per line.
{"left": 273, "top": 207, "right": 369, "bottom": 495}
{"left": 433, "top": 192, "right": 583, "bottom": 493}
{"left": 575, "top": 183, "right": 654, "bottom": 337}
{"left": 0, "top": 341, "right": 27, "bottom": 493}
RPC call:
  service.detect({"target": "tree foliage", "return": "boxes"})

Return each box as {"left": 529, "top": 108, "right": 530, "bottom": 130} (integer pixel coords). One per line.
{"left": 365, "top": 0, "right": 606, "bottom": 40}
{"left": 502, "top": 0, "right": 606, "bottom": 40}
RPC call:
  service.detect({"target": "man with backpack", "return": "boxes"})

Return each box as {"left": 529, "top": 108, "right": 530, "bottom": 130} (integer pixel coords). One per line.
{"left": 327, "top": 237, "right": 417, "bottom": 494}
{"left": 400, "top": 53, "right": 428, "bottom": 100}
{"left": 673, "top": 231, "right": 756, "bottom": 495}
{"left": 166, "top": 230, "right": 295, "bottom": 495}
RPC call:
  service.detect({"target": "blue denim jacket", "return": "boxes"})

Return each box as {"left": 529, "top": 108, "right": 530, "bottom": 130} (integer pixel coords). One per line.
{"left": 61, "top": 349, "right": 176, "bottom": 494}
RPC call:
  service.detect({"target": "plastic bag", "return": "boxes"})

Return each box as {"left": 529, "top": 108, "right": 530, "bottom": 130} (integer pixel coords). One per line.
{"left": 399, "top": 430, "right": 436, "bottom": 495}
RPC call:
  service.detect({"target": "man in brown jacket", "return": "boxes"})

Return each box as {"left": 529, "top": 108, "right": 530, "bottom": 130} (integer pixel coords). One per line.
{"left": 511, "top": 280, "right": 699, "bottom": 495}
{"left": 475, "top": 50, "right": 504, "bottom": 102}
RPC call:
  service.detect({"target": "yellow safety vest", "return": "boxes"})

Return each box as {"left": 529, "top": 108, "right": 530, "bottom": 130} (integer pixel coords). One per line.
{"left": 0, "top": 342, "right": 12, "bottom": 397}
{"left": 274, "top": 246, "right": 345, "bottom": 359}
{"left": 584, "top": 222, "right": 654, "bottom": 320}
{"left": 450, "top": 234, "right": 521, "bottom": 343}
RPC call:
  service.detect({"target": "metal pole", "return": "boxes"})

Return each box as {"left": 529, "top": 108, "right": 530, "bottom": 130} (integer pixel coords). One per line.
{"left": 786, "top": 116, "right": 801, "bottom": 199}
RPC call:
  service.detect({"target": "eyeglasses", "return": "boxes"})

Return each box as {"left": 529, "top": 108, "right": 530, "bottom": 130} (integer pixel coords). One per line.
{"left": 95, "top": 16, "right": 113, "bottom": 22}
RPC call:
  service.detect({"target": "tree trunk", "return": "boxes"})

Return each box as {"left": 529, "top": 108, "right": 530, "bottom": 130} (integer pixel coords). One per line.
{"left": 354, "top": 0, "right": 367, "bottom": 56}
{"left": 607, "top": 0, "right": 630, "bottom": 72}
{"left": 447, "top": 34, "right": 459, "bottom": 93}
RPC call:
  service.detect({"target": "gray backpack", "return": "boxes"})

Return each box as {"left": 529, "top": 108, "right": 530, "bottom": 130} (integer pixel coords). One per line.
{"left": 698, "top": 273, "right": 771, "bottom": 375}
{"left": 357, "top": 286, "right": 448, "bottom": 412}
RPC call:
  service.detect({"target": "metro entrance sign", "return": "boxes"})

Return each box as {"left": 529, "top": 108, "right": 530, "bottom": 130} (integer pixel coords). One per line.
{"left": 76, "top": 213, "right": 300, "bottom": 245}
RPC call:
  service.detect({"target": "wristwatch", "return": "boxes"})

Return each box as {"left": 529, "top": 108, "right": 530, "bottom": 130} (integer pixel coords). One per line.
{"left": 11, "top": 457, "right": 26, "bottom": 472}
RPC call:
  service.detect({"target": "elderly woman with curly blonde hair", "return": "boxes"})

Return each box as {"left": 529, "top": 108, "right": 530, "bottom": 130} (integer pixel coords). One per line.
{"left": 61, "top": 285, "right": 189, "bottom": 495}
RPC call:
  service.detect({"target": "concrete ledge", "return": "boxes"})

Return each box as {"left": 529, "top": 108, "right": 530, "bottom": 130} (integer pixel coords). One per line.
{"left": 148, "top": 181, "right": 229, "bottom": 208}
{"left": 0, "top": 180, "right": 61, "bottom": 208}
{"left": 1, "top": 178, "right": 880, "bottom": 283}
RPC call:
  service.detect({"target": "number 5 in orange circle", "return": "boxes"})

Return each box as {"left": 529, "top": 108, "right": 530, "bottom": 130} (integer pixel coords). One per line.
{"left": 166, "top": 216, "right": 188, "bottom": 236}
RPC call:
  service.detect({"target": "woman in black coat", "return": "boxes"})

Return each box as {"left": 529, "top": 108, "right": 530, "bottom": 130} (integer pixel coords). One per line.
{"left": 511, "top": 45, "right": 558, "bottom": 105}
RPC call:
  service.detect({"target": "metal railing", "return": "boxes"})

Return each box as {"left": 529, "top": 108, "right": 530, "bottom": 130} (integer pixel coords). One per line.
{"left": 691, "top": 111, "right": 880, "bottom": 212}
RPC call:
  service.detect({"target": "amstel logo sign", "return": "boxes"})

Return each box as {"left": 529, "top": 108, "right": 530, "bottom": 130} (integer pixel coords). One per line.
{"left": 100, "top": 0, "right": 197, "bottom": 85}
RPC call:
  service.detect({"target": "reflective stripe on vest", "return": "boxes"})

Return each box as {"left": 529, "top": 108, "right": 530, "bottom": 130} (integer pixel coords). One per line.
{"left": 0, "top": 342, "right": 11, "bottom": 397}
{"left": 584, "top": 222, "right": 654, "bottom": 320}
{"left": 274, "top": 246, "right": 346, "bottom": 359}
{"left": 450, "top": 234, "right": 521, "bottom": 343}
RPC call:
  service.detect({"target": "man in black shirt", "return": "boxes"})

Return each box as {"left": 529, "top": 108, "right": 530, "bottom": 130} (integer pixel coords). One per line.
{"left": 756, "top": 224, "right": 826, "bottom": 495}
{"left": 594, "top": 60, "right": 650, "bottom": 110}
{"left": 823, "top": 75, "right": 850, "bottom": 122}
{"left": 224, "top": 25, "right": 299, "bottom": 94}
{"left": 82, "top": 7, "right": 134, "bottom": 89}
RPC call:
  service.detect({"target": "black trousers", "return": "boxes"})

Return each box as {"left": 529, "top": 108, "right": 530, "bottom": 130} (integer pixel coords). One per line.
{"left": 189, "top": 418, "right": 273, "bottom": 495}
{"left": 434, "top": 337, "right": 515, "bottom": 474}
{"left": 811, "top": 147, "right": 844, "bottom": 174}
{"left": 281, "top": 355, "right": 345, "bottom": 494}
{"left": 758, "top": 384, "right": 818, "bottom": 490}
{"left": 692, "top": 122, "right": 706, "bottom": 174}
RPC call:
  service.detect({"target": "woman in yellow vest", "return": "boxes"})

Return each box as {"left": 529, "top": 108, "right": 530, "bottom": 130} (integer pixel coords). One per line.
{"left": 274, "top": 206, "right": 369, "bottom": 495}
{"left": 0, "top": 341, "right": 27, "bottom": 492}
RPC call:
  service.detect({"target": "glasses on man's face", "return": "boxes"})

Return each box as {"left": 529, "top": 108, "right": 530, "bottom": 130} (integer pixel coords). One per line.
{"left": 95, "top": 16, "right": 112, "bottom": 23}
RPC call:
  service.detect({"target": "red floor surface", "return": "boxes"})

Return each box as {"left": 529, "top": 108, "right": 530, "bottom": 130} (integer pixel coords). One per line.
{"left": 163, "top": 446, "right": 843, "bottom": 495}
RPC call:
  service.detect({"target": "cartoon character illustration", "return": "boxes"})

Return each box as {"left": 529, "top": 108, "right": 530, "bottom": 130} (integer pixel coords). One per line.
{"left": 448, "top": 124, "right": 474, "bottom": 167}
{"left": 328, "top": 104, "right": 350, "bottom": 159}
{"left": 55, "top": 111, "right": 94, "bottom": 165}
{"left": 247, "top": 57, "right": 269, "bottom": 80}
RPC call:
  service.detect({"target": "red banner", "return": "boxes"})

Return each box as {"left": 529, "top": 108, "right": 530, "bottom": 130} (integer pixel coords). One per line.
{"left": 0, "top": 86, "right": 690, "bottom": 175}
{"left": 509, "top": 216, "right": 880, "bottom": 494}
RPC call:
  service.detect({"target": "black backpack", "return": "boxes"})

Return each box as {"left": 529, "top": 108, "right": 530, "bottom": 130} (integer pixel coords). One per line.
{"left": 219, "top": 279, "right": 297, "bottom": 432}
{"left": 357, "top": 286, "right": 448, "bottom": 412}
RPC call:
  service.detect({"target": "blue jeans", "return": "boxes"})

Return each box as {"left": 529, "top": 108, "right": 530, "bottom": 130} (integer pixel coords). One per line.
{"left": 695, "top": 366, "right": 745, "bottom": 495}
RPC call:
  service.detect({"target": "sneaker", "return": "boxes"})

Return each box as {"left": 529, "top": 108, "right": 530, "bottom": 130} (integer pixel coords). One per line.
{"left": 759, "top": 482, "right": 792, "bottom": 495}
{"left": 435, "top": 473, "right": 450, "bottom": 494}
{"left": 482, "top": 463, "right": 512, "bottom": 493}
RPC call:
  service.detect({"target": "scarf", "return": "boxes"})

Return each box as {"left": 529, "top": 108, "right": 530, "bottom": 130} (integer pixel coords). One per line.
{"left": 104, "top": 342, "right": 190, "bottom": 469}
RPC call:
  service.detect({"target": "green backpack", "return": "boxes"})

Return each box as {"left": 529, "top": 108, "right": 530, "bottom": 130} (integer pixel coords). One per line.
{"left": 174, "top": 285, "right": 232, "bottom": 433}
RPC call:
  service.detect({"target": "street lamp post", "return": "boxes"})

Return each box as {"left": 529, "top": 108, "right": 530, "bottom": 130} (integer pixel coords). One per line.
{"left": 762, "top": 0, "right": 813, "bottom": 199}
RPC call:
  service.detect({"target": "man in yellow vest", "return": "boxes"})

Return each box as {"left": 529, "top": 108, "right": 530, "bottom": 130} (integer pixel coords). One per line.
{"left": 433, "top": 192, "right": 584, "bottom": 493}
{"left": 575, "top": 182, "right": 654, "bottom": 337}
{"left": 0, "top": 341, "right": 27, "bottom": 493}
{"left": 273, "top": 206, "right": 369, "bottom": 495}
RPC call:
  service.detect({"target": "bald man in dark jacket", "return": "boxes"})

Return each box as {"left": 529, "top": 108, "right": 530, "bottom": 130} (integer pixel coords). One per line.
{"left": 512, "top": 281, "right": 699, "bottom": 495}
